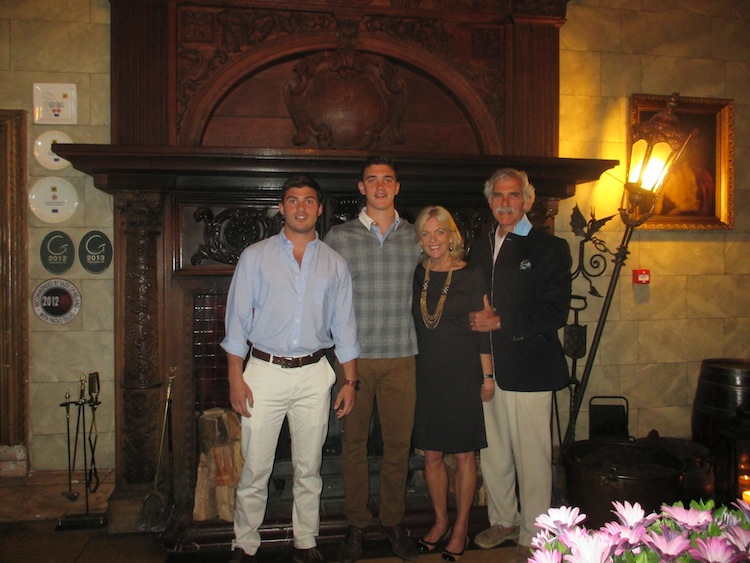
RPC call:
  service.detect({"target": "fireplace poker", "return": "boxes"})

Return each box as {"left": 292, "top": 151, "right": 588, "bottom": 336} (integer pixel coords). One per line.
{"left": 139, "top": 369, "right": 176, "bottom": 531}
{"left": 87, "top": 372, "right": 101, "bottom": 493}
{"left": 59, "top": 389, "right": 79, "bottom": 501}
{"left": 166, "top": 369, "right": 176, "bottom": 507}
{"left": 69, "top": 374, "right": 86, "bottom": 489}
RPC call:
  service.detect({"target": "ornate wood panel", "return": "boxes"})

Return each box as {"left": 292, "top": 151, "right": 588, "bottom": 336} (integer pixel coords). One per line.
{"left": 111, "top": 0, "right": 568, "bottom": 156}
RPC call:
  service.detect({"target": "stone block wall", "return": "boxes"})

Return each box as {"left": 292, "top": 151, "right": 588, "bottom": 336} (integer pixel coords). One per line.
{"left": 557, "top": 0, "right": 750, "bottom": 441}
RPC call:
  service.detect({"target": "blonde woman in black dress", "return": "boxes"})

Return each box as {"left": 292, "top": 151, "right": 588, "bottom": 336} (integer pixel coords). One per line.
{"left": 411, "top": 206, "right": 495, "bottom": 561}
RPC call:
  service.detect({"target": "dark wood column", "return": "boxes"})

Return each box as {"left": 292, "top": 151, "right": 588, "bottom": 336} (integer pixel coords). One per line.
{"left": 114, "top": 192, "right": 164, "bottom": 484}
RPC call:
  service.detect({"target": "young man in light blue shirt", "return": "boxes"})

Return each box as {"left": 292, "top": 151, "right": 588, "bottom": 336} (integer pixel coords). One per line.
{"left": 222, "top": 174, "right": 360, "bottom": 563}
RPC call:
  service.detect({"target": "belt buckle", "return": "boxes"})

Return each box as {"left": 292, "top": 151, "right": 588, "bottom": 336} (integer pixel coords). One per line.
{"left": 271, "top": 351, "right": 319, "bottom": 368}
{"left": 276, "top": 356, "right": 293, "bottom": 368}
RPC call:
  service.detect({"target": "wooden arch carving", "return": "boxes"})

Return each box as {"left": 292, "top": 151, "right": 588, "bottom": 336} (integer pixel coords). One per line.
{"left": 177, "top": 36, "right": 503, "bottom": 153}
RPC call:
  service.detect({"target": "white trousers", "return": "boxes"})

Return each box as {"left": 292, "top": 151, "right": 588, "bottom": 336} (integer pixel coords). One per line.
{"left": 233, "top": 356, "right": 335, "bottom": 555}
{"left": 480, "top": 389, "right": 553, "bottom": 546}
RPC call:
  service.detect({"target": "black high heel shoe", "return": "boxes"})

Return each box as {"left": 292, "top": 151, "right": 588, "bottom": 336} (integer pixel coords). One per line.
{"left": 441, "top": 537, "right": 469, "bottom": 561}
{"left": 417, "top": 526, "right": 451, "bottom": 553}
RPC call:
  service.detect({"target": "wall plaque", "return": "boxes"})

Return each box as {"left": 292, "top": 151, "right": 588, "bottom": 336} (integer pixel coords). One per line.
{"left": 40, "top": 231, "right": 75, "bottom": 274}
{"left": 79, "top": 230, "right": 113, "bottom": 274}
{"left": 32, "top": 279, "right": 82, "bottom": 324}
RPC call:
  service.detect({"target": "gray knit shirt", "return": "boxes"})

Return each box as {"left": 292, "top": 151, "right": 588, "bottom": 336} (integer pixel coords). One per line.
{"left": 325, "top": 213, "right": 422, "bottom": 358}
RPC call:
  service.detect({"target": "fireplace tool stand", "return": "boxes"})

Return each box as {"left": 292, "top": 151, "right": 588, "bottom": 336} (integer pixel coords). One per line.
{"left": 56, "top": 372, "right": 108, "bottom": 531}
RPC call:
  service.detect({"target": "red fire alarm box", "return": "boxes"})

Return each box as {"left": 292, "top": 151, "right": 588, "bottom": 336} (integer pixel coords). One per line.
{"left": 632, "top": 269, "right": 650, "bottom": 284}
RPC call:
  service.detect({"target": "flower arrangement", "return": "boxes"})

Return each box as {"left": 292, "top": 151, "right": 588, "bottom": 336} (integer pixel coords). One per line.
{"left": 528, "top": 499, "right": 750, "bottom": 563}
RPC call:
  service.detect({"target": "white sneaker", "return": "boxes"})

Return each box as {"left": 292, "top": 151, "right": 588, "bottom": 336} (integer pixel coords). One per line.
{"left": 473, "top": 525, "right": 519, "bottom": 549}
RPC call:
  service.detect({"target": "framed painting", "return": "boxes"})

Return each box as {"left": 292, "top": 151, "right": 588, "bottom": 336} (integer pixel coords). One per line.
{"left": 629, "top": 93, "right": 734, "bottom": 230}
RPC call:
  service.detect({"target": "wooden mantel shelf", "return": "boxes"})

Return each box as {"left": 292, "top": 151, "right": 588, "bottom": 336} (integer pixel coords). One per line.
{"left": 53, "top": 144, "right": 618, "bottom": 200}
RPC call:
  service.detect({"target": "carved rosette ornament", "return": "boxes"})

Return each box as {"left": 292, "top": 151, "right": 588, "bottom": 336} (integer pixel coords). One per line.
{"left": 115, "top": 191, "right": 164, "bottom": 483}
{"left": 284, "top": 50, "right": 407, "bottom": 150}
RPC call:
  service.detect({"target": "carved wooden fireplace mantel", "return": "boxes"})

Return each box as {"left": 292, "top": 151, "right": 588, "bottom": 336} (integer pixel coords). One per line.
{"left": 54, "top": 0, "right": 620, "bottom": 539}
{"left": 55, "top": 143, "right": 616, "bottom": 532}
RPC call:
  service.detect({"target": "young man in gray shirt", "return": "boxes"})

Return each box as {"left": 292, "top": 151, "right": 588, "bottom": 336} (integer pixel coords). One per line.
{"left": 325, "top": 156, "right": 422, "bottom": 563}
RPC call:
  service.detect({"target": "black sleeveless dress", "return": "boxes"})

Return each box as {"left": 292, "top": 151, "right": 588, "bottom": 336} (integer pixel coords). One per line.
{"left": 411, "top": 263, "right": 490, "bottom": 453}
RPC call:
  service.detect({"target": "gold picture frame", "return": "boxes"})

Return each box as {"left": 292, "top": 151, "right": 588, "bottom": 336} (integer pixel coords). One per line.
{"left": 629, "top": 93, "right": 734, "bottom": 230}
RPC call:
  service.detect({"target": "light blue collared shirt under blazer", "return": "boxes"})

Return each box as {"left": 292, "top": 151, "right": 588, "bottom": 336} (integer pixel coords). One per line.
{"left": 221, "top": 230, "right": 360, "bottom": 365}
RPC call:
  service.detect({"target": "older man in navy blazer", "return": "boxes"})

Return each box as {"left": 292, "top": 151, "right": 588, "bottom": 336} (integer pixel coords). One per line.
{"left": 469, "top": 168, "right": 571, "bottom": 562}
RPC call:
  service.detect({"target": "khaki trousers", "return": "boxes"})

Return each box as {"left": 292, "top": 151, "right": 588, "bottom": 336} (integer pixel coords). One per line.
{"left": 480, "top": 388, "right": 553, "bottom": 546}
{"left": 337, "top": 356, "right": 416, "bottom": 528}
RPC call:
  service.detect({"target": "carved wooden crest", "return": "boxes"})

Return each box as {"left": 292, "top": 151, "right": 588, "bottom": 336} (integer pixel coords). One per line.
{"left": 284, "top": 50, "right": 407, "bottom": 150}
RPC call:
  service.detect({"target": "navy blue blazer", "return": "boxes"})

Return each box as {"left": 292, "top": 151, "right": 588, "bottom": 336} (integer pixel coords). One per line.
{"left": 471, "top": 225, "right": 572, "bottom": 392}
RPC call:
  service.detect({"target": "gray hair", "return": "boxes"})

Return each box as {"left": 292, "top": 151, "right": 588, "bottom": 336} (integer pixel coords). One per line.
{"left": 482, "top": 168, "right": 536, "bottom": 206}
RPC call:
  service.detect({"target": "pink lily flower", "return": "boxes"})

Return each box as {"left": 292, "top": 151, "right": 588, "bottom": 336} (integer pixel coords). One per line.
{"left": 535, "top": 506, "right": 587, "bottom": 536}
{"left": 601, "top": 521, "right": 646, "bottom": 553}
{"left": 724, "top": 525, "right": 750, "bottom": 553}
{"left": 642, "top": 525, "right": 692, "bottom": 560}
{"left": 562, "top": 531, "right": 616, "bottom": 563}
{"left": 611, "top": 500, "right": 657, "bottom": 528}
{"left": 688, "top": 536, "right": 747, "bottom": 563}
{"left": 661, "top": 504, "right": 713, "bottom": 532}
{"left": 731, "top": 499, "right": 750, "bottom": 522}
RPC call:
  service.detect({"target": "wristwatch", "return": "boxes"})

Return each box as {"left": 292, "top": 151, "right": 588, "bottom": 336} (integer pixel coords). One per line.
{"left": 342, "top": 379, "right": 361, "bottom": 391}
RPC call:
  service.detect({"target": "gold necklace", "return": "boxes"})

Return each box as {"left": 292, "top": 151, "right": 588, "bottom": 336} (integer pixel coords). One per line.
{"left": 420, "top": 261, "right": 453, "bottom": 329}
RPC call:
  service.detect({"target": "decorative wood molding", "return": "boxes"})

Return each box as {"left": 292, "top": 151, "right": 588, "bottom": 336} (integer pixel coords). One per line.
{"left": 0, "top": 110, "right": 28, "bottom": 449}
{"left": 53, "top": 145, "right": 617, "bottom": 201}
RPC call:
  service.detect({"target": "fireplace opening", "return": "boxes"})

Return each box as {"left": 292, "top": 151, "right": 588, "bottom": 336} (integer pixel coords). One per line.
{"left": 191, "top": 290, "right": 428, "bottom": 527}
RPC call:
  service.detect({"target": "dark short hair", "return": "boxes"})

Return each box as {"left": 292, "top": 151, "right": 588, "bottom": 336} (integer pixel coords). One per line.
{"left": 360, "top": 155, "right": 399, "bottom": 182}
{"left": 281, "top": 174, "right": 323, "bottom": 202}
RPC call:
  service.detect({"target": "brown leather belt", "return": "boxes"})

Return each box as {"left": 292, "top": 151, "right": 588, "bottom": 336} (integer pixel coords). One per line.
{"left": 250, "top": 348, "right": 326, "bottom": 369}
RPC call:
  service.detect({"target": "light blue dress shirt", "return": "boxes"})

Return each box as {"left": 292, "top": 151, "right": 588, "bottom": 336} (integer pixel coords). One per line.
{"left": 221, "top": 230, "right": 360, "bottom": 365}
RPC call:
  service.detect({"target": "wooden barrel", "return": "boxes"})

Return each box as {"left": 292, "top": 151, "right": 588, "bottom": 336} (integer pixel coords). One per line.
{"left": 691, "top": 358, "right": 750, "bottom": 455}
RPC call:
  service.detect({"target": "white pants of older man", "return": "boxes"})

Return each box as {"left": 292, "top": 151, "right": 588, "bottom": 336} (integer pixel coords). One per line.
{"left": 480, "top": 389, "right": 553, "bottom": 547}
{"left": 232, "top": 356, "right": 335, "bottom": 556}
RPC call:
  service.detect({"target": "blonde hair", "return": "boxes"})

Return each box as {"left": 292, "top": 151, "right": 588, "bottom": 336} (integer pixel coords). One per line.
{"left": 414, "top": 205, "right": 465, "bottom": 262}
